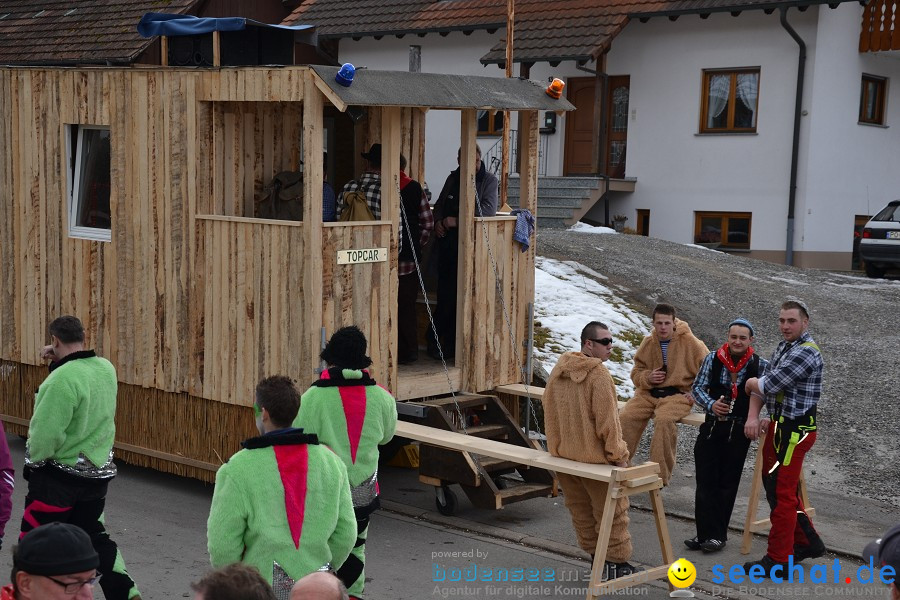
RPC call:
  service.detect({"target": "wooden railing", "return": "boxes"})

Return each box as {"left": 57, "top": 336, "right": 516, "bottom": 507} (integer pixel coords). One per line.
{"left": 860, "top": 0, "right": 900, "bottom": 51}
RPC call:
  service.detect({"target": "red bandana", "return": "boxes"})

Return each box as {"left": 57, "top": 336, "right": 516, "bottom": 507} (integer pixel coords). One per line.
{"left": 400, "top": 170, "right": 412, "bottom": 191}
{"left": 715, "top": 343, "right": 754, "bottom": 401}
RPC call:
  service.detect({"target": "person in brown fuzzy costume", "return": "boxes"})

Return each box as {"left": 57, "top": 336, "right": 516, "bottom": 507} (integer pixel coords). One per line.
{"left": 542, "top": 321, "right": 640, "bottom": 581}
{"left": 620, "top": 304, "right": 709, "bottom": 485}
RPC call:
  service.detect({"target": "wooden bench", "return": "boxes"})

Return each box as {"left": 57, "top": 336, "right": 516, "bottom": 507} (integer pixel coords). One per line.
{"left": 395, "top": 420, "right": 675, "bottom": 598}
{"left": 495, "top": 384, "right": 815, "bottom": 556}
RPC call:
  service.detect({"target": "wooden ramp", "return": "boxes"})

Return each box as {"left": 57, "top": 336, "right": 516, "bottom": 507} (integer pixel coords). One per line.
{"left": 395, "top": 421, "right": 676, "bottom": 597}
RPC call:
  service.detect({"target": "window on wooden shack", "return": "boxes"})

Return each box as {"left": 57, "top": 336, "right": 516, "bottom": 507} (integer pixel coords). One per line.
{"left": 66, "top": 125, "right": 111, "bottom": 241}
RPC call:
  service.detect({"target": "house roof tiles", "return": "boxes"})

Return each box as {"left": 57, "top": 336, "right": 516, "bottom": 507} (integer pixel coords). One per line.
{"left": 285, "top": 0, "right": 858, "bottom": 65}
{"left": 0, "top": 0, "right": 198, "bottom": 65}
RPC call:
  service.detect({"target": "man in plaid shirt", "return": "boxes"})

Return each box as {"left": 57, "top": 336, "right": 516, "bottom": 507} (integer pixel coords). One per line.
{"left": 743, "top": 300, "right": 825, "bottom": 577}
{"left": 397, "top": 154, "right": 433, "bottom": 364}
{"left": 338, "top": 144, "right": 383, "bottom": 220}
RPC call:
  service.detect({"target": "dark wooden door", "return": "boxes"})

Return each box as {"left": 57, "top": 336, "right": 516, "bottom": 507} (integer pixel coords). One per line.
{"left": 606, "top": 75, "right": 630, "bottom": 179}
{"left": 564, "top": 77, "right": 596, "bottom": 175}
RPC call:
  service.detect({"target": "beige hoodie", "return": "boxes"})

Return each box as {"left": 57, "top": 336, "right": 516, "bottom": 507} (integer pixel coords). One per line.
{"left": 543, "top": 351, "right": 629, "bottom": 465}
{"left": 631, "top": 318, "right": 709, "bottom": 393}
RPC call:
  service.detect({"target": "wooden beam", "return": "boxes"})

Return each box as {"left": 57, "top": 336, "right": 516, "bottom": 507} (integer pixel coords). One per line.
{"left": 457, "top": 109, "right": 477, "bottom": 387}
{"left": 212, "top": 31, "right": 221, "bottom": 67}
{"left": 303, "top": 70, "right": 324, "bottom": 380}
{"left": 381, "top": 106, "right": 402, "bottom": 388}
{"left": 395, "top": 421, "right": 660, "bottom": 483}
{"left": 311, "top": 72, "right": 348, "bottom": 112}
{"left": 160, "top": 36, "right": 168, "bottom": 66}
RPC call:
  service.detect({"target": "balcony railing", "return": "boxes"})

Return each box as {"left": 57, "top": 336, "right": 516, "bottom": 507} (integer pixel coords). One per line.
{"left": 860, "top": 0, "right": 900, "bottom": 52}
{"left": 483, "top": 130, "right": 550, "bottom": 177}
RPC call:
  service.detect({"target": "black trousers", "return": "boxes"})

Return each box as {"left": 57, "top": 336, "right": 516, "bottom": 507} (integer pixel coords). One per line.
{"left": 397, "top": 273, "right": 420, "bottom": 360}
{"left": 21, "top": 467, "right": 139, "bottom": 600}
{"left": 693, "top": 418, "right": 751, "bottom": 542}
{"left": 433, "top": 235, "right": 459, "bottom": 357}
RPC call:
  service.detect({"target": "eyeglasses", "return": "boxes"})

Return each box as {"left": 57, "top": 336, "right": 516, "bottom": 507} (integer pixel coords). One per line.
{"left": 44, "top": 574, "right": 102, "bottom": 595}
{"left": 590, "top": 338, "right": 613, "bottom": 346}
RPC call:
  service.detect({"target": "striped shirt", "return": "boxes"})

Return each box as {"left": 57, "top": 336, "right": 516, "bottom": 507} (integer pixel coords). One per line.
{"left": 660, "top": 340, "right": 670, "bottom": 365}
{"left": 759, "top": 331, "right": 823, "bottom": 419}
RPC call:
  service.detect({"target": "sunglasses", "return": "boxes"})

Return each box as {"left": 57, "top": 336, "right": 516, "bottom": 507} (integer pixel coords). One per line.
{"left": 590, "top": 337, "right": 613, "bottom": 346}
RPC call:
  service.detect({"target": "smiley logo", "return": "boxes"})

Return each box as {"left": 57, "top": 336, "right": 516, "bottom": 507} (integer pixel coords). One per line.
{"left": 667, "top": 558, "right": 696, "bottom": 588}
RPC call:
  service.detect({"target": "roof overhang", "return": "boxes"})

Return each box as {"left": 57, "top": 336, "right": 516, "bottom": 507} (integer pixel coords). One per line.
{"left": 311, "top": 65, "right": 575, "bottom": 112}
{"left": 628, "top": 0, "right": 859, "bottom": 21}
{"left": 323, "top": 22, "right": 505, "bottom": 40}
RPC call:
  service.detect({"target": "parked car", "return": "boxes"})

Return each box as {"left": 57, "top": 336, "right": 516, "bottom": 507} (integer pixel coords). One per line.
{"left": 859, "top": 200, "right": 900, "bottom": 278}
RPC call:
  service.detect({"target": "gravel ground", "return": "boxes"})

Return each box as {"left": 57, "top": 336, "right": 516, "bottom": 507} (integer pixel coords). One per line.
{"left": 537, "top": 229, "right": 900, "bottom": 508}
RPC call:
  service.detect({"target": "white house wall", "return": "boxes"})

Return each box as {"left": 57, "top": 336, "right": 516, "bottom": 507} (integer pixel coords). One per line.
{"left": 597, "top": 9, "right": 821, "bottom": 257}
{"left": 339, "top": 32, "right": 585, "bottom": 187}
{"left": 801, "top": 3, "right": 900, "bottom": 261}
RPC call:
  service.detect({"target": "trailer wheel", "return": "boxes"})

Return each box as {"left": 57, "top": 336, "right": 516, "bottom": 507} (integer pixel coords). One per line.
{"left": 435, "top": 487, "right": 457, "bottom": 516}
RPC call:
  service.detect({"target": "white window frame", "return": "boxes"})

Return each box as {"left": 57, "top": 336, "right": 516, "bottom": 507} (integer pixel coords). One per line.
{"left": 66, "top": 124, "right": 111, "bottom": 242}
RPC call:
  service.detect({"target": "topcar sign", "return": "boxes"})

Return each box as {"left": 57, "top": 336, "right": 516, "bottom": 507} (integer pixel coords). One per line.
{"left": 337, "top": 248, "right": 388, "bottom": 265}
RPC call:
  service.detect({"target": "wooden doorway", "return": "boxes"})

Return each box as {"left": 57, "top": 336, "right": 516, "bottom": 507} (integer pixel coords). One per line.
{"left": 637, "top": 209, "right": 649, "bottom": 236}
{"left": 563, "top": 77, "right": 596, "bottom": 175}
{"left": 606, "top": 75, "right": 630, "bottom": 179}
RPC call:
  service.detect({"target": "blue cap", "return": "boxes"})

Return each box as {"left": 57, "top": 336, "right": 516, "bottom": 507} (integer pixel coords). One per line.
{"left": 336, "top": 63, "right": 355, "bottom": 87}
{"left": 728, "top": 318, "right": 754, "bottom": 336}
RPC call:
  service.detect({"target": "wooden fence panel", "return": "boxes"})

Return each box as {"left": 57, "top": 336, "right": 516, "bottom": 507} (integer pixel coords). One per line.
{"left": 321, "top": 223, "right": 396, "bottom": 393}
{"left": 196, "top": 217, "right": 309, "bottom": 405}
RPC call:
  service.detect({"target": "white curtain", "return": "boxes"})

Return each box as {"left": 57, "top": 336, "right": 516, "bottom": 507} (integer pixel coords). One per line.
{"left": 707, "top": 75, "right": 730, "bottom": 128}
{"left": 736, "top": 73, "right": 759, "bottom": 127}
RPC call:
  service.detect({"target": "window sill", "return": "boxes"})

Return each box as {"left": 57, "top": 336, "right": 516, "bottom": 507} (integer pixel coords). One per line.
{"left": 694, "top": 132, "right": 758, "bottom": 137}
{"left": 68, "top": 225, "right": 111, "bottom": 242}
{"left": 857, "top": 121, "right": 889, "bottom": 129}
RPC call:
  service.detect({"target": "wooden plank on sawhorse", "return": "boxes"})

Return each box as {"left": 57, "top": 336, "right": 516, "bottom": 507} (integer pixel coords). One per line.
{"left": 740, "top": 428, "right": 815, "bottom": 555}
{"left": 395, "top": 421, "right": 675, "bottom": 597}
{"left": 495, "top": 383, "right": 705, "bottom": 427}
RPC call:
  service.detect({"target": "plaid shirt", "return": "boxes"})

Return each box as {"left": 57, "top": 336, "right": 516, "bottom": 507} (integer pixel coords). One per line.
{"left": 759, "top": 331, "right": 823, "bottom": 419}
{"left": 399, "top": 190, "right": 434, "bottom": 276}
{"left": 337, "top": 171, "right": 382, "bottom": 220}
{"left": 692, "top": 351, "right": 769, "bottom": 415}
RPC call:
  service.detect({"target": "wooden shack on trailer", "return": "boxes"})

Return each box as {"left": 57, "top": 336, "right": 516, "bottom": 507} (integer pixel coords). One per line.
{"left": 0, "top": 61, "right": 573, "bottom": 482}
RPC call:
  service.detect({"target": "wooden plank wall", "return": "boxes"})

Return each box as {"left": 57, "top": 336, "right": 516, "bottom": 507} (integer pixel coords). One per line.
{"left": 467, "top": 217, "right": 528, "bottom": 390}
{"left": 206, "top": 101, "right": 301, "bottom": 217}
{"left": 195, "top": 217, "right": 308, "bottom": 404}
{"left": 320, "top": 224, "right": 396, "bottom": 392}
{"left": 0, "top": 68, "right": 202, "bottom": 397}
{"left": 459, "top": 110, "right": 539, "bottom": 392}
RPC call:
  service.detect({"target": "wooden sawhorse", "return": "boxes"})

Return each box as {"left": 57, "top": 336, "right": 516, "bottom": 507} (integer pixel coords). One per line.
{"left": 395, "top": 420, "right": 675, "bottom": 598}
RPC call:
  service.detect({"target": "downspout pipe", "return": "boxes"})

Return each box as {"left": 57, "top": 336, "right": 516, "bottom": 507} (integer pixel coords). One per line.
{"left": 780, "top": 6, "right": 806, "bottom": 266}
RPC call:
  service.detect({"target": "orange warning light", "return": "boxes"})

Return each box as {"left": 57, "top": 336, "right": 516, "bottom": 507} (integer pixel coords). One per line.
{"left": 546, "top": 78, "right": 565, "bottom": 99}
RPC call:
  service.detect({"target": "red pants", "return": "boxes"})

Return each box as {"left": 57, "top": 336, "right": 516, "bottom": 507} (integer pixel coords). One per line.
{"left": 761, "top": 420, "right": 820, "bottom": 562}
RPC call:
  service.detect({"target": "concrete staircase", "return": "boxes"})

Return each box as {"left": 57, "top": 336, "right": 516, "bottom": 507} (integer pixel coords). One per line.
{"left": 505, "top": 176, "right": 606, "bottom": 229}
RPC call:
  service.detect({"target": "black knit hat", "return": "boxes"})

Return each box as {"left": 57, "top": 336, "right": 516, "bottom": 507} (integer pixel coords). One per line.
{"left": 320, "top": 325, "right": 372, "bottom": 370}
{"left": 15, "top": 523, "right": 99, "bottom": 575}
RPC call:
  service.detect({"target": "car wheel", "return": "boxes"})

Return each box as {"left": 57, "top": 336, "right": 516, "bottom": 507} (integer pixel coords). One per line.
{"left": 864, "top": 262, "right": 886, "bottom": 279}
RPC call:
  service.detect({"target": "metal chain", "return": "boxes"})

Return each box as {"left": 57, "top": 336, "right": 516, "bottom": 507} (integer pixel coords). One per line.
{"left": 397, "top": 180, "right": 474, "bottom": 442}
{"left": 472, "top": 178, "right": 545, "bottom": 449}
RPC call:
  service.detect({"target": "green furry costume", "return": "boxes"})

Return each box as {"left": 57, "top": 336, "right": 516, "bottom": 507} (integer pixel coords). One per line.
{"left": 207, "top": 428, "right": 356, "bottom": 585}
{"left": 294, "top": 368, "right": 397, "bottom": 598}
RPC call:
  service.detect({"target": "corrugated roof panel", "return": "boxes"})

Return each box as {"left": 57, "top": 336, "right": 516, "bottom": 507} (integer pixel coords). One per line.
{"left": 311, "top": 64, "right": 575, "bottom": 111}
